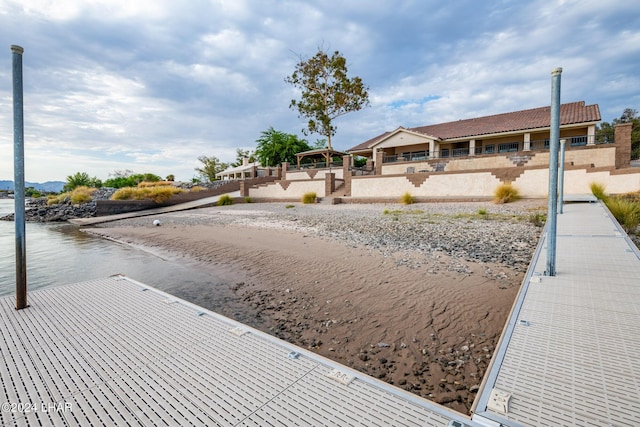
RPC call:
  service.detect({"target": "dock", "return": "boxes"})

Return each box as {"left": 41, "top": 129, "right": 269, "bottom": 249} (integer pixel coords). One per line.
{"left": 1, "top": 200, "right": 639, "bottom": 426}
{"left": 472, "top": 201, "right": 640, "bottom": 426}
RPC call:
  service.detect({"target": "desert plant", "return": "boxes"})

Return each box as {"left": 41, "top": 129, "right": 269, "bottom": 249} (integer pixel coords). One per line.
{"left": 190, "top": 186, "right": 206, "bottom": 192}
{"left": 285, "top": 204, "right": 295, "bottom": 209}
{"left": 528, "top": 212, "right": 547, "bottom": 227}
{"left": 69, "top": 186, "right": 96, "bottom": 204}
{"left": 590, "top": 182, "right": 607, "bottom": 201}
{"left": 400, "top": 192, "right": 414, "bottom": 205}
{"left": 244, "top": 196, "right": 252, "bottom": 203}
{"left": 138, "top": 180, "right": 174, "bottom": 188}
{"left": 217, "top": 194, "right": 233, "bottom": 206}
{"left": 494, "top": 183, "right": 521, "bottom": 204}
{"left": 301, "top": 192, "right": 317, "bottom": 204}
{"left": 110, "top": 186, "right": 183, "bottom": 203}
{"left": 606, "top": 197, "right": 640, "bottom": 233}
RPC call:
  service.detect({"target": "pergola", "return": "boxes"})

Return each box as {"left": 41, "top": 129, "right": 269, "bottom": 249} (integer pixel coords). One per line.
{"left": 295, "top": 148, "right": 349, "bottom": 169}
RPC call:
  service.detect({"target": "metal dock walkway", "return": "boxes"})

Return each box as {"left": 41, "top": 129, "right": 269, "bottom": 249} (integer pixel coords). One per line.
{"left": 0, "top": 276, "right": 470, "bottom": 426}
{"left": 472, "top": 201, "right": 640, "bottom": 426}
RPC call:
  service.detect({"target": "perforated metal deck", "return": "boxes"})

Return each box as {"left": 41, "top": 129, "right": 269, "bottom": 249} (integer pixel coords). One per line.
{"left": 0, "top": 276, "right": 472, "bottom": 426}
{"left": 473, "top": 201, "right": 640, "bottom": 426}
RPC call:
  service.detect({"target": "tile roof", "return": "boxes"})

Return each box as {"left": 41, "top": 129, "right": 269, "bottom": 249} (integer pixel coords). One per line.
{"left": 348, "top": 101, "right": 600, "bottom": 152}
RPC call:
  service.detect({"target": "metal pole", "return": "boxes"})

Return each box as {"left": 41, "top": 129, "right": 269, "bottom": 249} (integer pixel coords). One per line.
{"left": 558, "top": 139, "right": 566, "bottom": 214}
{"left": 546, "top": 67, "right": 562, "bottom": 277}
{"left": 12, "top": 45, "right": 27, "bottom": 309}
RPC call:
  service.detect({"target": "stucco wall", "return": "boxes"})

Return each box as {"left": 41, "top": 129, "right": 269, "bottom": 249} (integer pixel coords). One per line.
{"left": 350, "top": 173, "right": 501, "bottom": 197}
{"left": 249, "top": 180, "right": 326, "bottom": 198}
{"left": 286, "top": 169, "right": 344, "bottom": 180}
{"left": 350, "top": 168, "right": 640, "bottom": 199}
{"left": 380, "top": 145, "right": 618, "bottom": 174}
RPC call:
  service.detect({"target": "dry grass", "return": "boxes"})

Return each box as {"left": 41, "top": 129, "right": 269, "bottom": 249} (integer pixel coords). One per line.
{"left": 493, "top": 183, "right": 521, "bottom": 204}
{"left": 590, "top": 182, "right": 607, "bottom": 201}
{"left": 111, "top": 186, "right": 183, "bottom": 203}
{"left": 137, "top": 181, "right": 174, "bottom": 188}
{"left": 301, "top": 192, "right": 317, "bottom": 204}
{"left": 400, "top": 192, "right": 415, "bottom": 205}
{"left": 47, "top": 186, "right": 96, "bottom": 205}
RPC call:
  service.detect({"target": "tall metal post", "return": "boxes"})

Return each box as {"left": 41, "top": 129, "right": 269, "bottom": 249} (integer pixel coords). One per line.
{"left": 558, "top": 139, "right": 566, "bottom": 214}
{"left": 12, "top": 45, "right": 27, "bottom": 309}
{"left": 546, "top": 67, "right": 562, "bottom": 276}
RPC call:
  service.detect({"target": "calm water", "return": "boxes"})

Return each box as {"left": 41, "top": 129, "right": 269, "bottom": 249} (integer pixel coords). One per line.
{"left": 0, "top": 199, "right": 252, "bottom": 321}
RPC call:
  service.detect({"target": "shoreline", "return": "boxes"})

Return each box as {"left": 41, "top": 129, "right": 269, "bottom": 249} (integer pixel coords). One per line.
{"left": 85, "top": 200, "right": 545, "bottom": 414}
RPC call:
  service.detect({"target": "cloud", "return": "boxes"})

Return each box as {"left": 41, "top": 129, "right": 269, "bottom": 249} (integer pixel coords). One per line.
{"left": 0, "top": 0, "right": 639, "bottom": 182}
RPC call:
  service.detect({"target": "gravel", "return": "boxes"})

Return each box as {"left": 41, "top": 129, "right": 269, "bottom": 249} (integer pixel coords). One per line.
{"left": 103, "top": 200, "right": 547, "bottom": 273}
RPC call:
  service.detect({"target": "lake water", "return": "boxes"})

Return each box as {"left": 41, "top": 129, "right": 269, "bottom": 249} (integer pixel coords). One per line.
{"left": 0, "top": 199, "right": 253, "bottom": 322}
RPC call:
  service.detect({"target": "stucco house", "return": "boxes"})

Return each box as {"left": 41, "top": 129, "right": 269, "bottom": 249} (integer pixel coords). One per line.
{"left": 243, "top": 101, "right": 638, "bottom": 201}
{"left": 348, "top": 101, "right": 603, "bottom": 174}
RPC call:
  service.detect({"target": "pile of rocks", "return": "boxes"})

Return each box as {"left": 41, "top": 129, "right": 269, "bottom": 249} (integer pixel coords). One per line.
{"left": 0, "top": 188, "right": 117, "bottom": 222}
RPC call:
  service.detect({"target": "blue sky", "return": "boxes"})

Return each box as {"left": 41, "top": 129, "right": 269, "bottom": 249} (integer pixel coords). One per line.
{"left": 1, "top": 0, "right": 639, "bottom": 182}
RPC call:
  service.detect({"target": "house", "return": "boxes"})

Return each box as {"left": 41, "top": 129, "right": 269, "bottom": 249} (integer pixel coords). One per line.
{"left": 216, "top": 158, "right": 269, "bottom": 181}
{"left": 244, "top": 101, "right": 638, "bottom": 201}
{"left": 348, "top": 101, "right": 604, "bottom": 174}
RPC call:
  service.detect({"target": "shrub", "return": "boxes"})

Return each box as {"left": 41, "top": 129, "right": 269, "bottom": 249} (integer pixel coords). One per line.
{"left": 69, "top": 186, "right": 96, "bottom": 204}
{"left": 138, "top": 181, "right": 174, "bottom": 188}
{"left": 217, "top": 194, "right": 233, "bottom": 206}
{"left": 528, "top": 212, "right": 547, "bottom": 227}
{"left": 606, "top": 197, "right": 640, "bottom": 233}
{"left": 285, "top": 204, "right": 295, "bottom": 209}
{"left": 110, "top": 186, "right": 183, "bottom": 203}
{"left": 400, "top": 192, "right": 414, "bottom": 205}
{"left": 494, "top": 183, "right": 521, "bottom": 204}
{"left": 244, "top": 196, "right": 252, "bottom": 203}
{"left": 191, "top": 186, "right": 206, "bottom": 192}
{"left": 301, "top": 192, "right": 317, "bottom": 204}
{"left": 590, "top": 182, "right": 607, "bottom": 201}
{"left": 47, "top": 193, "right": 67, "bottom": 205}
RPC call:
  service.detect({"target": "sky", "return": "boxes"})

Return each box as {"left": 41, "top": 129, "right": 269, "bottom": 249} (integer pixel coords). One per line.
{"left": 1, "top": 0, "right": 639, "bottom": 183}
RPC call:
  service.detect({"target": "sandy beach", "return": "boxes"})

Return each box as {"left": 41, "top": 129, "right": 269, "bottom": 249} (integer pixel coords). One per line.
{"left": 85, "top": 200, "right": 545, "bottom": 414}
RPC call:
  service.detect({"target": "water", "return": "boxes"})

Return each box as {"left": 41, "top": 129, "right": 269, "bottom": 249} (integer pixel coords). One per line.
{"left": 0, "top": 199, "right": 253, "bottom": 322}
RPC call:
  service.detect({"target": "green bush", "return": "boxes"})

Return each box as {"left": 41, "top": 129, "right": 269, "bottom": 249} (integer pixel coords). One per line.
{"left": 301, "top": 192, "right": 317, "bottom": 204}
{"left": 285, "top": 204, "right": 295, "bottom": 209}
{"left": 590, "top": 182, "right": 607, "bottom": 201}
{"left": 217, "top": 194, "right": 233, "bottom": 206}
{"left": 244, "top": 196, "right": 252, "bottom": 203}
{"left": 494, "top": 183, "right": 521, "bottom": 204}
{"left": 606, "top": 197, "right": 640, "bottom": 233}
{"left": 400, "top": 192, "right": 414, "bottom": 205}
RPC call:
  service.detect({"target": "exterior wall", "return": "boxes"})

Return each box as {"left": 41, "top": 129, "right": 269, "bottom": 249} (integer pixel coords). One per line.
{"left": 248, "top": 179, "right": 326, "bottom": 198}
{"left": 347, "top": 168, "right": 640, "bottom": 199}
{"left": 615, "top": 123, "right": 632, "bottom": 169}
{"left": 380, "top": 145, "right": 618, "bottom": 174}
{"left": 350, "top": 173, "right": 501, "bottom": 198}
{"left": 286, "top": 169, "right": 344, "bottom": 180}
{"left": 377, "top": 132, "right": 430, "bottom": 149}
{"left": 514, "top": 168, "right": 640, "bottom": 197}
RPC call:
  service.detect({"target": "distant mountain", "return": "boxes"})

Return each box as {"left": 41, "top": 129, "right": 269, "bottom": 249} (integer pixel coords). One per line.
{"left": 0, "top": 180, "right": 65, "bottom": 193}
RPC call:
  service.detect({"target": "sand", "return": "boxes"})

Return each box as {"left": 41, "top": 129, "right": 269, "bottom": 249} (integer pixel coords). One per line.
{"left": 85, "top": 201, "right": 544, "bottom": 414}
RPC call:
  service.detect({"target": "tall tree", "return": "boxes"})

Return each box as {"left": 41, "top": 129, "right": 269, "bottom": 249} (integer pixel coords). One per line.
{"left": 231, "top": 148, "right": 256, "bottom": 167}
{"left": 254, "top": 127, "right": 311, "bottom": 167}
{"left": 285, "top": 49, "right": 369, "bottom": 150}
{"left": 195, "top": 155, "right": 228, "bottom": 182}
